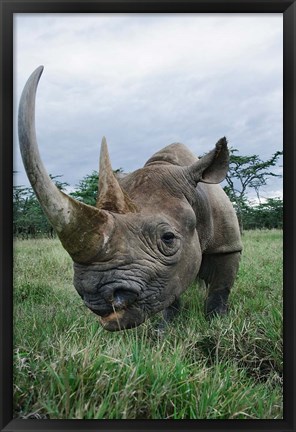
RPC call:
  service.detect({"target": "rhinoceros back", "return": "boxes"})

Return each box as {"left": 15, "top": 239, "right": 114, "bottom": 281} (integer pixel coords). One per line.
{"left": 145, "top": 143, "right": 198, "bottom": 167}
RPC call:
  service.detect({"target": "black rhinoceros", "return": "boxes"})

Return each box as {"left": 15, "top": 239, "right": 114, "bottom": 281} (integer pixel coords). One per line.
{"left": 18, "top": 66, "right": 242, "bottom": 331}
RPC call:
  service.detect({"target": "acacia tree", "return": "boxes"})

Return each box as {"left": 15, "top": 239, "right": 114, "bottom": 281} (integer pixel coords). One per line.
{"left": 13, "top": 174, "right": 69, "bottom": 237}
{"left": 242, "top": 197, "right": 283, "bottom": 230}
{"left": 70, "top": 171, "right": 99, "bottom": 206}
{"left": 223, "top": 148, "right": 283, "bottom": 231}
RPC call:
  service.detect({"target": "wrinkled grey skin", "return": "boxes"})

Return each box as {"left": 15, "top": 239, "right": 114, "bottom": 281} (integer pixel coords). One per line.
{"left": 18, "top": 66, "right": 242, "bottom": 332}
{"left": 73, "top": 146, "right": 242, "bottom": 330}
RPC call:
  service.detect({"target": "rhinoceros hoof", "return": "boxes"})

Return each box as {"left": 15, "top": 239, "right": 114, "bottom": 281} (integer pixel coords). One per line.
{"left": 205, "top": 299, "right": 229, "bottom": 319}
{"left": 153, "top": 324, "right": 167, "bottom": 338}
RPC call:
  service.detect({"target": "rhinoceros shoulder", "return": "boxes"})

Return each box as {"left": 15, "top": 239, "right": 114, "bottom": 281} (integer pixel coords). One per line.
{"left": 144, "top": 143, "right": 198, "bottom": 167}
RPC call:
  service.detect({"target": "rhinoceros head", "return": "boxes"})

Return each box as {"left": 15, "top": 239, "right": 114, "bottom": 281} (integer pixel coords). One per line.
{"left": 18, "top": 66, "right": 229, "bottom": 331}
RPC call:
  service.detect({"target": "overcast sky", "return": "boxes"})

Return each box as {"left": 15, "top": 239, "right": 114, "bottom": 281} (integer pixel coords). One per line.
{"left": 14, "top": 13, "right": 283, "bottom": 201}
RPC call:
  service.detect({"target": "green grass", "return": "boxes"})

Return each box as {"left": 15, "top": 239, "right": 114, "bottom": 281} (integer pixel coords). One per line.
{"left": 13, "top": 230, "right": 283, "bottom": 419}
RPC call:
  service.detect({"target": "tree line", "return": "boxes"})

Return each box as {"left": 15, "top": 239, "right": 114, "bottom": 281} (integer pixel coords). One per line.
{"left": 13, "top": 149, "right": 283, "bottom": 238}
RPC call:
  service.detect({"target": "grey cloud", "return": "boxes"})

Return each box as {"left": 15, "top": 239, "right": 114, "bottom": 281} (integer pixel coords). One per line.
{"left": 14, "top": 14, "right": 283, "bottom": 200}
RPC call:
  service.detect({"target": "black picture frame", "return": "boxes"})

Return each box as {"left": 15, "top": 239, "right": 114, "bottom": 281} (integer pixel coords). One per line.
{"left": 1, "top": 1, "right": 295, "bottom": 431}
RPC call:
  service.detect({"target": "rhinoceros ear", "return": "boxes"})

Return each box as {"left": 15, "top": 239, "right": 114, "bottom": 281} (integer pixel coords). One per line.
{"left": 96, "top": 137, "right": 138, "bottom": 213}
{"left": 186, "top": 137, "right": 229, "bottom": 184}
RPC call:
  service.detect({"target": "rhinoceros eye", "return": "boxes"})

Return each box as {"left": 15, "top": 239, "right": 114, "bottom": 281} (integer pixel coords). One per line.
{"left": 161, "top": 232, "right": 175, "bottom": 245}
{"left": 156, "top": 226, "right": 180, "bottom": 257}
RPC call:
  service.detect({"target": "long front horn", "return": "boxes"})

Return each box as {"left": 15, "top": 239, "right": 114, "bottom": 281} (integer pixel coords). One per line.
{"left": 18, "top": 66, "right": 113, "bottom": 263}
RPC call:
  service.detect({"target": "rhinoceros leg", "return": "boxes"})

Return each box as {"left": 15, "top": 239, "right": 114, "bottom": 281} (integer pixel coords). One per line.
{"left": 199, "top": 252, "right": 241, "bottom": 318}
{"left": 163, "top": 297, "right": 181, "bottom": 323}
{"left": 156, "top": 297, "right": 181, "bottom": 333}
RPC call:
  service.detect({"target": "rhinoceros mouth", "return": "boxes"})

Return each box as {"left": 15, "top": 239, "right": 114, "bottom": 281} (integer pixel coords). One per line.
{"left": 98, "top": 306, "right": 145, "bottom": 331}
{"left": 99, "top": 310, "right": 125, "bottom": 326}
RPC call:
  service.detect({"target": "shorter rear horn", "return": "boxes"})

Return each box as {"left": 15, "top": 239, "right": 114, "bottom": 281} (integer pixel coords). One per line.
{"left": 96, "top": 136, "right": 138, "bottom": 214}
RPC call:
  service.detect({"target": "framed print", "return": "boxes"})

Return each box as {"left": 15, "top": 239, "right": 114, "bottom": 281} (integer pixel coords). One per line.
{"left": 1, "top": 1, "right": 295, "bottom": 431}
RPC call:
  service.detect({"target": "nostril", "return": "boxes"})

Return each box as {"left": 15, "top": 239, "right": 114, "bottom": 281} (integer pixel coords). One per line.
{"left": 84, "top": 298, "right": 113, "bottom": 317}
{"left": 113, "top": 289, "right": 138, "bottom": 310}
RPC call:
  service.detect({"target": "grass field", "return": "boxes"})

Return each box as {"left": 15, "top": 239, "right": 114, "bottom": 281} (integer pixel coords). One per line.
{"left": 13, "top": 230, "right": 283, "bottom": 419}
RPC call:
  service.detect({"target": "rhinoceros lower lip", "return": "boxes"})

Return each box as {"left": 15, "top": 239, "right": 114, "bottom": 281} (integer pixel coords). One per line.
{"left": 98, "top": 307, "right": 145, "bottom": 331}
{"left": 99, "top": 310, "right": 125, "bottom": 325}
